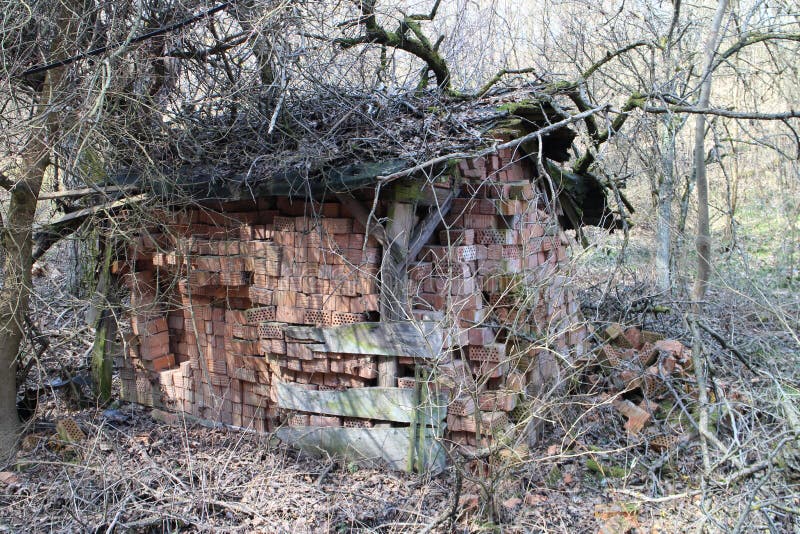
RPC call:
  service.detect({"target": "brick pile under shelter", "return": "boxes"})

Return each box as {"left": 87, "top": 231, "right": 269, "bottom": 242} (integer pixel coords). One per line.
{"left": 116, "top": 146, "right": 591, "bottom": 466}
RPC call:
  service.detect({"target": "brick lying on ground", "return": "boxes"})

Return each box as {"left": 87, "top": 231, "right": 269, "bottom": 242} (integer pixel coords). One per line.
{"left": 589, "top": 324, "right": 694, "bottom": 436}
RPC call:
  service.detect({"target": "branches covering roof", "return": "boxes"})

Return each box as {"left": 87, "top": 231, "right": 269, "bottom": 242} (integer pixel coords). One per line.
{"left": 114, "top": 87, "right": 580, "bottom": 199}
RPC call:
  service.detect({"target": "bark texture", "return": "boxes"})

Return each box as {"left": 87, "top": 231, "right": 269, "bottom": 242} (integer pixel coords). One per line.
{"left": 692, "top": 0, "right": 730, "bottom": 303}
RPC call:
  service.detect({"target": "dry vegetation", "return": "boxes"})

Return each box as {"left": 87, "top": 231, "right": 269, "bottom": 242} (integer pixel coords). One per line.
{"left": 1, "top": 0, "right": 799, "bottom": 532}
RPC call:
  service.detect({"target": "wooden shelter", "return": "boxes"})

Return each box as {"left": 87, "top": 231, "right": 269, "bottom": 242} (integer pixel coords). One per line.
{"left": 112, "top": 94, "right": 620, "bottom": 472}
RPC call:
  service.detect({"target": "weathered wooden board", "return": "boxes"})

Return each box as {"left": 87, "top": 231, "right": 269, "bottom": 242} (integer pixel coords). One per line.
{"left": 275, "top": 426, "right": 446, "bottom": 473}
{"left": 319, "top": 321, "right": 443, "bottom": 359}
{"left": 276, "top": 383, "right": 446, "bottom": 424}
{"left": 283, "top": 326, "right": 324, "bottom": 342}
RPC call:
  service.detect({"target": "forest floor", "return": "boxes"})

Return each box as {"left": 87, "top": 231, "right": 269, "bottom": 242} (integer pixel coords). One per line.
{"left": 0, "top": 232, "right": 798, "bottom": 533}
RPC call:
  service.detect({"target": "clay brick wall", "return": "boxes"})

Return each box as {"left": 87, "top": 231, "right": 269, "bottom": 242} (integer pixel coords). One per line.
{"left": 117, "top": 149, "right": 589, "bottom": 448}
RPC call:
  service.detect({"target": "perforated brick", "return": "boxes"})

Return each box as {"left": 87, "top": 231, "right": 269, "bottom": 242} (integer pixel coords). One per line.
{"left": 502, "top": 246, "right": 522, "bottom": 260}
{"left": 304, "top": 309, "right": 332, "bottom": 326}
{"left": 476, "top": 229, "right": 518, "bottom": 246}
{"left": 342, "top": 418, "right": 374, "bottom": 428}
{"left": 331, "top": 311, "right": 364, "bottom": 325}
{"left": 258, "top": 322, "right": 285, "bottom": 339}
{"left": 246, "top": 306, "right": 277, "bottom": 324}
{"left": 466, "top": 343, "right": 505, "bottom": 363}
{"left": 649, "top": 434, "right": 683, "bottom": 452}
{"left": 456, "top": 411, "right": 508, "bottom": 434}
{"left": 289, "top": 414, "right": 310, "bottom": 426}
{"left": 449, "top": 395, "right": 476, "bottom": 416}
{"left": 273, "top": 216, "right": 295, "bottom": 232}
{"left": 397, "top": 377, "right": 417, "bottom": 389}
{"left": 56, "top": 418, "right": 86, "bottom": 443}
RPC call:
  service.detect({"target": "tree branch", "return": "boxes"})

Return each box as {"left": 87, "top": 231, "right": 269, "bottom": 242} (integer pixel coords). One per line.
{"left": 165, "top": 32, "right": 247, "bottom": 61}
{"left": 377, "top": 105, "right": 609, "bottom": 184}
{"left": 37, "top": 184, "right": 137, "bottom": 201}
{"left": 474, "top": 68, "right": 540, "bottom": 98}
{"left": 572, "top": 94, "right": 644, "bottom": 174}
{"left": 715, "top": 31, "right": 800, "bottom": 71}
{"left": 338, "top": 0, "right": 451, "bottom": 89}
{"left": 21, "top": 2, "right": 232, "bottom": 79}
{"left": 580, "top": 40, "right": 652, "bottom": 81}
{"left": 640, "top": 105, "right": 800, "bottom": 120}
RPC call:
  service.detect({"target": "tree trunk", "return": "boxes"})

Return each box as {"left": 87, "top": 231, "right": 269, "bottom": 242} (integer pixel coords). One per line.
{"left": 692, "top": 0, "right": 729, "bottom": 304}
{"left": 90, "top": 238, "right": 117, "bottom": 403}
{"left": 0, "top": 139, "right": 50, "bottom": 459}
{"left": 0, "top": 0, "right": 75, "bottom": 457}
{"left": 655, "top": 121, "right": 677, "bottom": 292}
{"left": 690, "top": 0, "right": 729, "bottom": 479}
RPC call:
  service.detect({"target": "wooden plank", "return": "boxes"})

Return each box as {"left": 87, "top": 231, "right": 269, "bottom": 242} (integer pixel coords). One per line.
{"left": 276, "top": 383, "right": 446, "bottom": 423}
{"left": 275, "top": 426, "right": 446, "bottom": 473}
{"left": 35, "top": 193, "right": 148, "bottom": 228}
{"left": 319, "top": 321, "right": 442, "bottom": 359}
{"left": 38, "top": 184, "right": 136, "bottom": 200}
{"left": 406, "top": 186, "right": 458, "bottom": 265}
{"left": 283, "top": 326, "right": 324, "bottom": 342}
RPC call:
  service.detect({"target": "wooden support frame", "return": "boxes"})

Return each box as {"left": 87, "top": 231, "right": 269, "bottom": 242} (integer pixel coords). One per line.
{"left": 275, "top": 383, "right": 447, "bottom": 473}
{"left": 338, "top": 182, "right": 457, "bottom": 388}
{"left": 378, "top": 184, "right": 417, "bottom": 387}
{"left": 334, "top": 191, "right": 404, "bottom": 263}
{"left": 406, "top": 186, "right": 457, "bottom": 266}
{"left": 275, "top": 426, "right": 446, "bottom": 473}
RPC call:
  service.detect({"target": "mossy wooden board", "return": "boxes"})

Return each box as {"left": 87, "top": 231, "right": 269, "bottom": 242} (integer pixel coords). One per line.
{"left": 317, "top": 321, "right": 443, "bottom": 359}
{"left": 276, "top": 383, "right": 446, "bottom": 424}
{"left": 275, "top": 426, "right": 446, "bottom": 473}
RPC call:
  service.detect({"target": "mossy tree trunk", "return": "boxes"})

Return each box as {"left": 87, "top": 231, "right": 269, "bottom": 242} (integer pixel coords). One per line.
{"left": 89, "top": 237, "right": 117, "bottom": 403}
{"left": 0, "top": 0, "right": 78, "bottom": 459}
{"left": 0, "top": 139, "right": 50, "bottom": 459}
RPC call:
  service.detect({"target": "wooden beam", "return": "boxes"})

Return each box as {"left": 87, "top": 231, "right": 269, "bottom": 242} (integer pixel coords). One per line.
{"left": 379, "top": 188, "right": 417, "bottom": 387}
{"left": 406, "top": 187, "right": 457, "bottom": 265}
{"left": 89, "top": 236, "right": 118, "bottom": 402}
{"left": 315, "top": 321, "right": 442, "bottom": 359}
{"left": 38, "top": 184, "right": 137, "bottom": 201}
{"left": 334, "top": 191, "right": 411, "bottom": 265}
{"left": 33, "top": 193, "right": 148, "bottom": 261}
{"left": 283, "top": 326, "right": 325, "bottom": 343}
{"left": 284, "top": 322, "right": 443, "bottom": 358}
{"left": 275, "top": 426, "right": 446, "bottom": 473}
{"left": 275, "top": 383, "right": 445, "bottom": 424}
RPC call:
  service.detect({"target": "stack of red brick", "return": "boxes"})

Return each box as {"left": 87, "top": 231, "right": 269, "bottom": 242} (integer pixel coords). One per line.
{"left": 119, "top": 198, "right": 384, "bottom": 431}
{"left": 118, "top": 151, "right": 589, "bottom": 447}
{"left": 401, "top": 150, "right": 587, "bottom": 446}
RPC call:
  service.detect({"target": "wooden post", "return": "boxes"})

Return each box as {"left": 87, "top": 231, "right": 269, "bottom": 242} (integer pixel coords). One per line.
{"left": 90, "top": 238, "right": 118, "bottom": 403}
{"left": 378, "top": 182, "right": 417, "bottom": 388}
